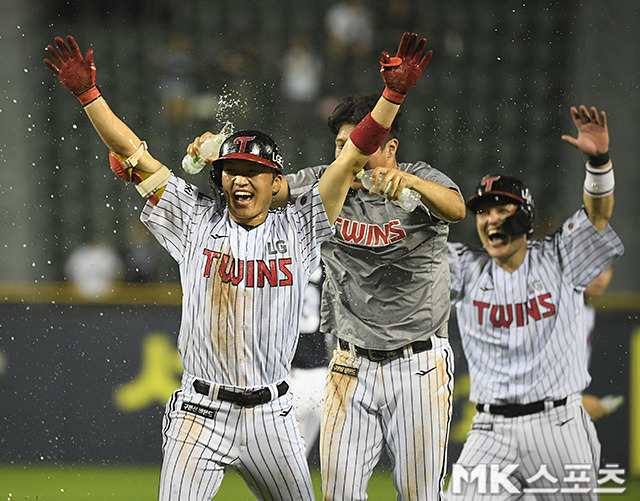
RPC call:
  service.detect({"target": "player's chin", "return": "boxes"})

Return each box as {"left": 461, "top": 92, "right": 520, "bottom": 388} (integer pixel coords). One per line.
{"left": 228, "top": 197, "right": 269, "bottom": 223}
{"left": 229, "top": 202, "right": 256, "bottom": 217}
{"left": 229, "top": 207, "right": 261, "bottom": 226}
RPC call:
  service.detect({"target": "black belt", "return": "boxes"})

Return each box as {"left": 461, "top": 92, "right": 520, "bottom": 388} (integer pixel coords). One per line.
{"left": 193, "top": 380, "right": 288, "bottom": 407}
{"left": 476, "top": 397, "right": 567, "bottom": 418}
{"left": 338, "top": 338, "right": 432, "bottom": 362}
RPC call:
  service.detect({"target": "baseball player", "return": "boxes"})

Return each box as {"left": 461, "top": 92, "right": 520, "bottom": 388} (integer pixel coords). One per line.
{"left": 446, "top": 105, "right": 623, "bottom": 499}
{"left": 280, "top": 75, "right": 465, "bottom": 499}
{"left": 44, "top": 32, "right": 431, "bottom": 500}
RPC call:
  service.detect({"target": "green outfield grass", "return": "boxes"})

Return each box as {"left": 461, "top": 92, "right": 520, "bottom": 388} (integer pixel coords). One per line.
{"left": 0, "top": 465, "right": 636, "bottom": 500}
{"left": 0, "top": 465, "right": 395, "bottom": 500}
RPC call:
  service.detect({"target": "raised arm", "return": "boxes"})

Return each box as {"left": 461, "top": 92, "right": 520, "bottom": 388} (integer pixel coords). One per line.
{"left": 561, "top": 105, "right": 614, "bottom": 232}
{"left": 319, "top": 32, "right": 432, "bottom": 224}
{"left": 45, "top": 36, "right": 168, "bottom": 203}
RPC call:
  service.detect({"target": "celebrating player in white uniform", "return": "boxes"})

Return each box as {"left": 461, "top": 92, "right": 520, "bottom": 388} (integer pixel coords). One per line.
{"left": 447, "top": 105, "right": 623, "bottom": 500}
{"left": 44, "top": 32, "right": 432, "bottom": 500}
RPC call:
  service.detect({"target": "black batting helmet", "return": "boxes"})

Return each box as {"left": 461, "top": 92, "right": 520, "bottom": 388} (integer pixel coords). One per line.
{"left": 212, "top": 130, "right": 284, "bottom": 172}
{"left": 466, "top": 174, "right": 535, "bottom": 236}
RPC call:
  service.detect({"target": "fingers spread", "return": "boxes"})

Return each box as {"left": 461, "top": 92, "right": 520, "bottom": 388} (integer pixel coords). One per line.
{"left": 396, "top": 32, "right": 410, "bottom": 57}
{"left": 599, "top": 110, "right": 607, "bottom": 127}
{"left": 55, "top": 37, "right": 72, "bottom": 60}
{"left": 405, "top": 32, "right": 417, "bottom": 59}
{"left": 46, "top": 44, "right": 64, "bottom": 66}
{"left": 561, "top": 134, "right": 578, "bottom": 149}
{"left": 579, "top": 105, "right": 591, "bottom": 123}
{"left": 43, "top": 58, "right": 60, "bottom": 74}
{"left": 569, "top": 106, "right": 580, "bottom": 121}
{"left": 414, "top": 37, "right": 427, "bottom": 59}
{"left": 67, "top": 35, "right": 82, "bottom": 58}
{"left": 419, "top": 49, "right": 433, "bottom": 70}
{"left": 573, "top": 105, "right": 607, "bottom": 127}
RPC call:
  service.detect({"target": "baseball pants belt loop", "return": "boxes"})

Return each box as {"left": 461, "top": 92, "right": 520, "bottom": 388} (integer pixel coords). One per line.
{"left": 476, "top": 397, "right": 568, "bottom": 418}
{"left": 266, "top": 382, "right": 279, "bottom": 401}
{"left": 209, "top": 382, "right": 220, "bottom": 400}
{"left": 193, "top": 380, "right": 289, "bottom": 407}
{"left": 338, "top": 338, "right": 432, "bottom": 362}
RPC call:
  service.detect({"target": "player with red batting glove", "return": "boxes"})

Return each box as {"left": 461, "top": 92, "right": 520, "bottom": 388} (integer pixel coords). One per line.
{"left": 311, "top": 33, "right": 463, "bottom": 501}
{"left": 447, "top": 106, "right": 623, "bottom": 499}
{"left": 45, "top": 31, "right": 432, "bottom": 501}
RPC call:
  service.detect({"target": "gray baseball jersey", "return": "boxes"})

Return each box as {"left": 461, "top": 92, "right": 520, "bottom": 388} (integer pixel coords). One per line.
{"left": 287, "top": 161, "right": 460, "bottom": 350}
{"left": 448, "top": 208, "right": 623, "bottom": 405}
{"left": 142, "top": 174, "right": 333, "bottom": 388}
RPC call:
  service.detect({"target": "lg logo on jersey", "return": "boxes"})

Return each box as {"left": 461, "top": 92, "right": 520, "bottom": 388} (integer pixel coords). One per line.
{"left": 202, "top": 249, "right": 293, "bottom": 286}
{"left": 473, "top": 293, "right": 556, "bottom": 327}
{"left": 267, "top": 240, "right": 287, "bottom": 254}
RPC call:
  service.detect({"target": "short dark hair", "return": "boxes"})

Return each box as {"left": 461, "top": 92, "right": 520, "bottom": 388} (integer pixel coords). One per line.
{"left": 327, "top": 92, "right": 401, "bottom": 143}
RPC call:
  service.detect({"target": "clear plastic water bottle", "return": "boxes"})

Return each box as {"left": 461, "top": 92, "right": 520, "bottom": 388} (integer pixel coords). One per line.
{"left": 181, "top": 134, "right": 225, "bottom": 175}
{"left": 356, "top": 169, "right": 421, "bottom": 212}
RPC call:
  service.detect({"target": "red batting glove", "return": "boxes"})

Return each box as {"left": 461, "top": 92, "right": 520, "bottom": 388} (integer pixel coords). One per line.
{"left": 380, "top": 32, "right": 433, "bottom": 104}
{"left": 44, "top": 35, "right": 101, "bottom": 106}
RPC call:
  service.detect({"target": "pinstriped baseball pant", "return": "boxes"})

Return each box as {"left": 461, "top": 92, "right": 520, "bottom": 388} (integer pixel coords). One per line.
{"left": 321, "top": 335, "right": 455, "bottom": 501}
{"left": 158, "top": 387, "right": 314, "bottom": 501}
{"left": 446, "top": 394, "right": 600, "bottom": 500}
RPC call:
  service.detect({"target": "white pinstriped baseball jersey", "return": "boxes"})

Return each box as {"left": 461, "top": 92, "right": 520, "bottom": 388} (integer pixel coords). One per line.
{"left": 448, "top": 208, "right": 623, "bottom": 405}
{"left": 142, "top": 173, "right": 333, "bottom": 388}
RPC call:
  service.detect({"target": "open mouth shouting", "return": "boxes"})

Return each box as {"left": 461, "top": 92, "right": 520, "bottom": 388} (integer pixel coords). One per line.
{"left": 232, "top": 189, "right": 255, "bottom": 207}
{"left": 486, "top": 227, "right": 509, "bottom": 246}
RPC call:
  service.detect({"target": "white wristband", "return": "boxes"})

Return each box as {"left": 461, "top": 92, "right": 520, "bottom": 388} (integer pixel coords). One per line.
{"left": 136, "top": 165, "right": 171, "bottom": 198}
{"left": 584, "top": 162, "right": 614, "bottom": 198}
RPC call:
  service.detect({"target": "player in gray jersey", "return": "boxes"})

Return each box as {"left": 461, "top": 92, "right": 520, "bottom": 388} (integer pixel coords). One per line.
{"left": 446, "top": 105, "right": 623, "bottom": 500}
{"left": 282, "top": 90, "right": 466, "bottom": 499}
{"left": 45, "top": 32, "right": 432, "bottom": 500}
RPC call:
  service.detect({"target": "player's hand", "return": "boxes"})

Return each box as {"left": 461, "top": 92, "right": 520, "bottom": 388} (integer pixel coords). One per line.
{"left": 44, "top": 35, "right": 101, "bottom": 106}
{"left": 380, "top": 32, "right": 433, "bottom": 104}
{"left": 561, "top": 105, "right": 609, "bottom": 157}
{"left": 186, "top": 132, "right": 215, "bottom": 163}
{"left": 367, "top": 167, "right": 413, "bottom": 201}
{"left": 581, "top": 393, "right": 609, "bottom": 421}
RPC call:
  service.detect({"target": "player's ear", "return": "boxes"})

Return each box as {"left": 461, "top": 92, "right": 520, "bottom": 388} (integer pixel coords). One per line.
{"left": 271, "top": 175, "right": 290, "bottom": 207}
{"left": 383, "top": 138, "right": 399, "bottom": 159}
{"left": 272, "top": 173, "right": 284, "bottom": 197}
